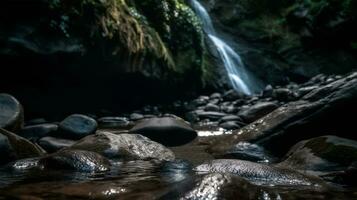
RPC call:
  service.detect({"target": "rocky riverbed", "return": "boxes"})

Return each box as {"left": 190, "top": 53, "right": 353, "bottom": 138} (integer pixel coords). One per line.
{"left": 0, "top": 72, "right": 357, "bottom": 199}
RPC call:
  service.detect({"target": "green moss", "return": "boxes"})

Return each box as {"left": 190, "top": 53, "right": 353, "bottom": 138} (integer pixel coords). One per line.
{"left": 47, "top": 0, "right": 211, "bottom": 85}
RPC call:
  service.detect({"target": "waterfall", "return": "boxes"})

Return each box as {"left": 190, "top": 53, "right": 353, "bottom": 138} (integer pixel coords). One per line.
{"left": 190, "top": 0, "right": 259, "bottom": 95}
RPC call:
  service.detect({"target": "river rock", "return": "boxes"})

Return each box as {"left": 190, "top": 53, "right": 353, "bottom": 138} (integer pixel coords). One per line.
{"left": 18, "top": 123, "right": 58, "bottom": 142}
{"left": 129, "top": 117, "right": 197, "bottom": 146}
{"left": 0, "top": 133, "right": 16, "bottom": 165}
{"left": 179, "top": 173, "right": 260, "bottom": 199}
{"left": 97, "top": 117, "right": 130, "bottom": 129}
{"left": 208, "top": 72, "right": 357, "bottom": 155}
{"left": 195, "top": 159, "right": 324, "bottom": 186}
{"left": 216, "top": 142, "right": 274, "bottom": 163}
{"left": 0, "top": 128, "right": 45, "bottom": 164}
{"left": 40, "top": 149, "right": 111, "bottom": 172}
{"left": 130, "top": 113, "right": 144, "bottom": 121}
{"left": 70, "top": 131, "right": 175, "bottom": 161}
{"left": 219, "top": 121, "right": 241, "bottom": 130}
{"left": 38, "top": 136, "right": 76, "bottom": 153}
{"left": 219, "top": 115, "right": 242, "bottom": 123}
{"left": 238, "top": 102, "right": 278, "bottom": 123}
{"left": 204, "top": 104, "right": 220, "bottom": 112}
{"left": 279, "top": 136, "right": 357, "bottom": 173}
{"left": 0, "top": 94, "right": 24, "bottom": 132}
{"left": 57, "top": 114, "right": 97, "bottom": 140}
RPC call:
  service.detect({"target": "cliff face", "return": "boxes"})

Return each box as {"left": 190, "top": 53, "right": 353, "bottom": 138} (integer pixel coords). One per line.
{"left": 0, "top": 0, "right": 218, "bottom": 117}
{"left": 201, "top": 0, "right": 357, "bottom": 84}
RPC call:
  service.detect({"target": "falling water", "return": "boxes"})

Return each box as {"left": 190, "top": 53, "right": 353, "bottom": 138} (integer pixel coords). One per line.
{"left": 190, "top": 0, "right": 259, "bottom": 95}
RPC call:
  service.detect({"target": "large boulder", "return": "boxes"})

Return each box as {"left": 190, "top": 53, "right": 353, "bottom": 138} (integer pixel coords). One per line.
{"left": 279, "top": 136, "right": 357, "bottom": 173}
{"left": 39, "top": 149, "right": 111, "bottom": 173}
{"left": 195, "top": 159, "right": 324, "bottom": 186}
{"left": 57, "top": 114, "right": 97, "bottom": 140}
{"left": 70, "top": 131, "right": 175, "bottom": 161}
{"left": 0, "top": 94, "right": 24, "bottom": 132}
{"left": 0, "top": 128, "right": 45, "bottom": 164}
{"left": 129, "top": 117, "right": 197, "bottom": 146}
{"left": 208, "top": 72, "right": 357, "bottom": 155}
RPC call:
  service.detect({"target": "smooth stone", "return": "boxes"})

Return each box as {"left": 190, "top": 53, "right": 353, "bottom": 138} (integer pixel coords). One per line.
{"left": 196, "top": 111, "right": 226, "bottom": 121}
{"left": 0, "top": 93, "right": 24, "bottom": 132}
{"left": 70, "top": 131, "right": 175, "bottom": 161}
{"left": 220, "top": 105, "right": 238, "bottom": 113}
{"left": 217, "top": 142, "right": 274, "bottom": 163}
{"left": 39, "top": 149, "right": 111, "bottom": 172}
{"left": 195, "top": 159, "right": 324, "bottom": 186}
{"left": 210, "top": 92, "right": 222, "bottom": 99}
{"left": 130, "top": 113, "right": 144, "bottom": 121}
{"left": 38, "top": 136, "right": 76, "bottom": 153}
{"left": 58, "top": 114, "right": 97, "bottom": 140}
{"left": 204, "top": 104, "right": 220, "bottom": 112}
{"left": 0, "top": 128, "right": 45, "bottom": 164}
{"left": 130, "top": 117, "right": 197, "bottom": 146}
{"left": 279, "top": 136, "right": 357, "bottom": 172}
{"left": 272, "top": 88, "right": 296, "bottom": 101}
{"left": 238, "top": 102, "right": 278, "bottom": 123}
{"left": 262, "top": 84, "right": 273, "bottom": 97}
{"left": 223, "top": 90, "right": 245, "bottom": 101}
{"left": 219, "top": 115, "right": 242, "bottom": 123}
{"left": 18, "top": 123, "right": 58, "bottom": 142}
{"left": 179, "top": 173, "right": 260, "bottom": 199}
{"left": 97, "top": 117, "right": 130, "bottom": 129}
{"left": 219, "top": 121, "right": 241, "bottom": 130}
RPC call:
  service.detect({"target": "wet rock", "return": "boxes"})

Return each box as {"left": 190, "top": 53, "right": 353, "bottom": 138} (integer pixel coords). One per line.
{"left": 130, "top": 117, "right": 197, "bottom": 146}
{"left": 0, "top": 133, "right": 16, "bottom": 165}
{"left": 262, "top": 84, "right": 273, "bottom": 97}
{"left": 130, "top": 113, "right": 144, "bottom": 121}
{"left": 210, "top": 93, "right": 222, "bottom": 99}
{"left": 217, "top": 142, "right": 274, "bottom": 163}
{"left": 70, "top": 131, "right": 175, "bottom": 161}
{"left": 40, "top": 149, "right": 110, "bottom": 172}
{"left": 196, "top": 111, "right": 226, "bottom": 121}
{"left": 0, "top": 94, "right": 24, "bottom": 132}
{"left": 272, "top": 88, "right": 296, "bottom": 101}
{"left": 209, "top": 72, "right": 357, "bottom": 155}
{"left": 279, "top": 136, "right": 357, "bottom": 173}
{"left": 195, "top": 159, "right": 323, "bottom": 186}
{"left": 220, "top": 105, "right": 238, "bottom": 113}
{"left": 298, "top": 86, "right": 319, "bottom": 96}
{"left": 223, "top": 90, "right": 244, "bottom": 101}
{"left": 180, "top": 173, "right": 260, "bottom": 200}
{"left": 219, "top": 115, "right": 242, "bottom": 123}
{"left": 97, "top": 117, "right": 130, "bottom": 129}
{"left": 18, "top": 123, "right": 58, "bottom": 142}
{"left": 0, "top": 128, "right": 45, "bottom": 164}
{"left": 11, "top": 158, "right": 41, "bottom": 170}
{"left": 204, "top": 104, "right": 220, "bottom": 112}
{"left": 57, "top": 114, "right": 97, "bottom": 140}
{"left": 238, "top": 102, "right": 278, "bottom": 123}
{"left": 219, "top": 121, "right": 241, "bottom": 130}
{"left": 38, "top": 136, "right": 76, "bottom": 153}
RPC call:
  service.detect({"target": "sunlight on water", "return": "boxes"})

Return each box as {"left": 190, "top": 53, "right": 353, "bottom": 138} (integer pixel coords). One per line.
{"left": 190, "top": 0, "right": 260, "bottom": 95}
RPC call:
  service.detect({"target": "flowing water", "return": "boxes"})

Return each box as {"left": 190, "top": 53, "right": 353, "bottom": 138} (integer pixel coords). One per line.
{"left": 190, "top": 0, "right": 260, "bottom": 95}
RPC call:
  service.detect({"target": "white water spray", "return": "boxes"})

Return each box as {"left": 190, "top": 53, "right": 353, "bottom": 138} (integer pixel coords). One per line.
{"left": 190, "top": 0, "right": 259, "bottom": 95}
